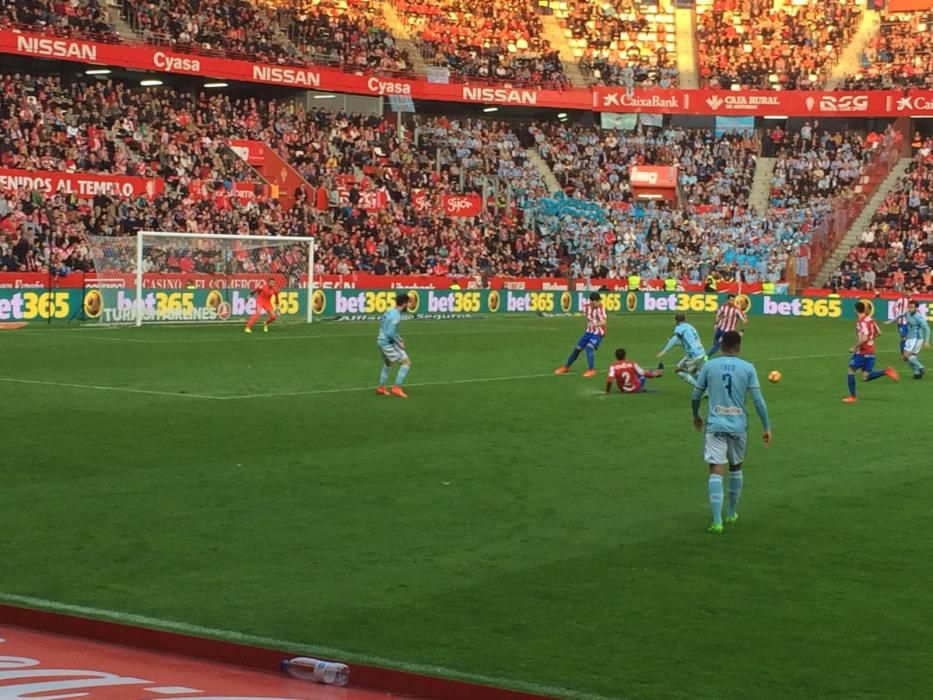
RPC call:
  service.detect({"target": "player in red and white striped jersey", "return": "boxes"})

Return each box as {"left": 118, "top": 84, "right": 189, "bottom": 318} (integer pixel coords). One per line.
{"left": 707, "top": 294, "right": 748, "bottom": 357}
{"left": 606, "top": 348, "right": 664, "bottom": 393}
{"left": 844, "top": 300, "right": 899, "bottom": 403}
{"left": 555, "top": 292, "right": 606, "bottom": 378}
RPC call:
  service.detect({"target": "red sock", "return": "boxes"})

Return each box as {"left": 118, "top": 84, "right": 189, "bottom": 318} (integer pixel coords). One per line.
{"left": 246, "top": 309, "right": 261, "bottom": 329}
{"left": 265, "top": 313, "right": 276, "bottom": 326}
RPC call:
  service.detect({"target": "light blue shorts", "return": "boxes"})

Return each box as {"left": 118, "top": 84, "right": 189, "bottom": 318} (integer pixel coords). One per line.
{"left": 378, "top": 342, "right": 408, "bottom": 363}
{"left": 704, "top": 431, "right": 747, "bottom": 466}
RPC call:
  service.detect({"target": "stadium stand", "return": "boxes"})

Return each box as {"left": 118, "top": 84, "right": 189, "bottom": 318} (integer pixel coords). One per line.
{"left": 10, "top": 0, "right": 922, "bottom": 94}
{"left": 526, "top": 124, "right": 798, "bottom": 283}
{"left": 552, "top": 0, "right": 679, "bottom": 87}
{"left": 0, "top": 72, "right": 556, "bottom": 277}
{"left": 279, "top": 0, "right": 414, "bottom": 71}
{"left": 0, "top": 0, "right": 118, "bottom": 39}
{"left": 391, "top": 0, "right": 568, "bottom": 86}
{"left": 828, "top": 136, "right": 932, "bottom": 292}
{"left": 16, "top": 63, "right": 884, "bottom": 285}
{"left": 695, "top": 0, "right": 862, "bottom": 90}
{"left": 120, "top": 0, "right": 299, "bottom": 63}
{"left": 841, "top": 10, "right": 933, "bottom": 90}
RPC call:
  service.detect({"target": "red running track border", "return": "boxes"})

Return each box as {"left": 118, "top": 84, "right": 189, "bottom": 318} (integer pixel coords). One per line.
{"left": 0, "top": 603, "right": 553, "bottom": 700}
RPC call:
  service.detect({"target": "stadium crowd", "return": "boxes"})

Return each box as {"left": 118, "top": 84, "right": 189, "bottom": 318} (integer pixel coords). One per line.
{"left": 527, "top": 123, "right": 801, "bottom": 284}
{"left": 0, "top": 61, "right": 919, "bottom": 287}
{"left": 554, "top": 0, "right": 679, "bottom": 87}
{"left": 281, "top": 0, "right": 413, "bottom": 72}
{"left": 0, "top": 72, "right": 557, "bottom": 278}
{"left": 0, "top": 0, "right": 117, "bottom": 38}
{"left": 768, "top": 125, "right": 880, "bottom": 206}
{"left": 120, "top": 0, "right": 299, "bottom": 63}
{"left": 841, "top": 10, "right": 933, "bottom": 90}
{"left": 7, "top": 0, "right": 933, "bottom": 92}
{"left": 829, "top": 136, "right": 933, "bottom": 293}
{"left": 353, "top": 0, "right": 568, "bottom": 86}
{"left": 696, "top": 0, "right": 861, "bottom": 90}
{"left": 2, "top": 67, "right": 892, "bottom": 286}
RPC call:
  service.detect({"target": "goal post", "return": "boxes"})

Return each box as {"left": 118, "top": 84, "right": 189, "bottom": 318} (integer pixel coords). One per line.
{"left": 85, "top": 231, "right": 316, "bottom": 326}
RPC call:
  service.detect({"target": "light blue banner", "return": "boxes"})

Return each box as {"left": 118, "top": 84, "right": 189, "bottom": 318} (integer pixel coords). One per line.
{"left": 714, "top": 116, "right": 754, "bottom": 136}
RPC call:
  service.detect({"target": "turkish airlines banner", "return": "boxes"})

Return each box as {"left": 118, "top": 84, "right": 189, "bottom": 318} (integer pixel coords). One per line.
{"left": 4, "top": 28, "right": 933, "bottom": 115}
{"left": 0, "top": 167, "right": 164, "bottom": 198}
{"left": 441, "top": 193, "right": 483, "bottom": 217}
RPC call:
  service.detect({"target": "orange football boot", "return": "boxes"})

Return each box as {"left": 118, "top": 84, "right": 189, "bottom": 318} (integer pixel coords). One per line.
{"left": 842, "top": 396, "right": 858, "bottom": 403}
{"left": 376, "top": 386, "right": 389, "bottom": 396}
{"left": 391, "top": 386, "right": 408, "bottom": 398}
{"left": 884, "top": 367, "right": 900, "bottom": 382}
{"left": 554, "top": 366, "right": 570, "bottom": 375}
{"left": 582, "top": 369, "right": 596, "bottom": 377}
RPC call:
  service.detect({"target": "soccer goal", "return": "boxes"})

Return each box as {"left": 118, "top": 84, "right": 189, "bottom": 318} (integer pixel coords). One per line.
{"left": 84, "top": 231, "right": 316, "bottom": 326}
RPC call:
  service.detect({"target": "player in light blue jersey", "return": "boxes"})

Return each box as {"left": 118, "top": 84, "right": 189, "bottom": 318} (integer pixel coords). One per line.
{"left": 657, "top": 313, "right": 706, "bottom": 388}
{"left": 376, "top": 293, "right": 412, "bottom": 398}
{"left": 691, "top": 331, "right": 771, "bottom": 534}
{"left": 902, "top": 300, "right": 930, "bottom": 379}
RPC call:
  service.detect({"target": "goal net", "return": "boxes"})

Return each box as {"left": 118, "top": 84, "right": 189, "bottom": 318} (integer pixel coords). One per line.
{"left": 84, "top": 232, "right": 315, "bottom": 326}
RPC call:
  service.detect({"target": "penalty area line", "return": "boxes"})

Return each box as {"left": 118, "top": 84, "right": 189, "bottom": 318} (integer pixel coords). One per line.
{"left": 0, "top": 592, "right": 620, "bottom": 700}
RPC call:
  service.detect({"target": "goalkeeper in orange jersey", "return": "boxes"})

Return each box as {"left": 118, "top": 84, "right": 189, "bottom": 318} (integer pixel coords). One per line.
{"left": 244, "top": 278, "right": 279, "bottom": 333}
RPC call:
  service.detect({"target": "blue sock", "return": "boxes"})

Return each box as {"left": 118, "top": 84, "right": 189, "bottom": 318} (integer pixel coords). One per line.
{"left": 395, "top": 364, "right": 410, "bottom": 386}
{"left": 639, "top": 377, "right": 647, "bottom": 392}
{"left": 677, "top": 371, "right": 699, "bottom": 388}
{"left": 708, "top": 474, "right": 724, "bottom": 526}
{"left": 379, "top": 366, "right": 390, "bottom": 385}
{"left": 866, "top": 370, "right": 885, "bottom": 381}
{"left": 584, "top": 346, "right": 595, "bottom": 370}
{"left": 847, "top": 373, "right": 856, "bottom": 396}
{"left": 707, "top": 343, "right": 719, "bottom": 357}
{"left": 565, "top": 348, "right": 581, "bottom": 367}
{"left": 728, "top": 470, "right": 743, "bottom": 518}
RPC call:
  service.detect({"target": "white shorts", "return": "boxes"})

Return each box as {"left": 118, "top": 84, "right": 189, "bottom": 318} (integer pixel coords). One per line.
{"left": 704, "top": 431, "right": 747, "bottom": 466}
{"left": 378, "top": 342, "right": 408, "bottom": 363}
{"left": 677, "top": 355, "right": 705, "bottom": 375}
{"left": 904, "top": 338, "right": 924, "bottom": 355}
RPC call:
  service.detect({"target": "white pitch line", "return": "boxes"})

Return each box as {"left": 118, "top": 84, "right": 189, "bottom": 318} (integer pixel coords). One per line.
{"left": 0, "top": 377, "right": 221, "bottom": 400}
{"left": 225, "top": 372, "right": 557, "bottom": 400}
{"left": 0, "top": 351, "right": 886, "bottom": 402}
{"left": 0, "top": 592, "right": 620, "bottom": 700}
{"left": 0, "top": 372, "right": 560, "bottom": 402}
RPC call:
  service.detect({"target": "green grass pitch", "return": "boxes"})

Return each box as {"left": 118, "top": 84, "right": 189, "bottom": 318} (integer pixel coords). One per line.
{"left": 1, "top": 313, "right": 931, "bottom": 699}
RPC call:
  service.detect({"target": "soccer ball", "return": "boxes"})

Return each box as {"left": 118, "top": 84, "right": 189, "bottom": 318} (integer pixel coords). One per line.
{"left": 768, "top": 370, "right": 782, "bottom": 384}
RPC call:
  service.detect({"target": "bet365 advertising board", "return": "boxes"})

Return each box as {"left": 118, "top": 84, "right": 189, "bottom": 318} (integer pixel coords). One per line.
{"left": 0, "top": 287, "right": 925, "bottom": 323}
